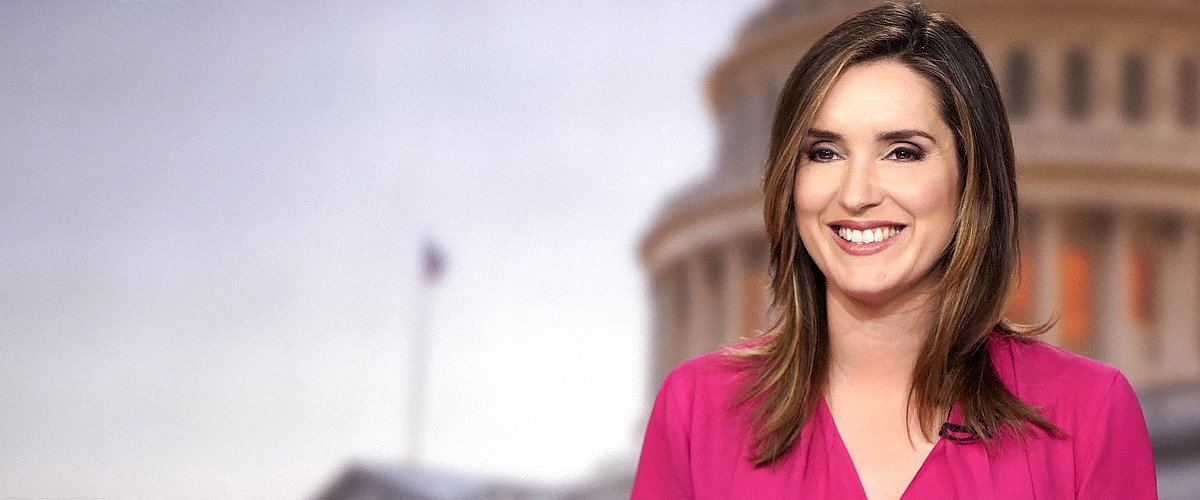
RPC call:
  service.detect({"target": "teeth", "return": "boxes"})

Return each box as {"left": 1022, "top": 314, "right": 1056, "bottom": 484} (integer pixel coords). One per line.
{"left": 836, "top": 225, "right": 902, "bottom": 245}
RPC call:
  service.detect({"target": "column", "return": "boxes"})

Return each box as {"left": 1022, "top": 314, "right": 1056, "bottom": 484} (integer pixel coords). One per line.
{"left": 1093, "top": 45, "right": 1122, "bottom": 130}
{"left": 745, "top": 238, "right": 772, "bottom": 334}
{"left": 1093, "top": 211, "right": 1142, "bottom": 381}
{"left": 648, "top": 271, "right": 672, "bottom": 391}
{"left": 1158, "top": 217, "right": 1200, "bottom": 381}
{"left": 685, "top": 255, "right": 717, "bottom": 360}
{"left": 1149, "top": 48, "right": 1179, "bottom": 134}
{"left": 1034, "top": 43, "right": 1063, "bottom": 127}
{"left": 722, "top": 241, "right": 747, "bottom": 345}
{"left": 661, "top": 264, "right": 688, "bottom": 382}
{"left": 1033, "top": 209, "right": 1064, "bottom": 345}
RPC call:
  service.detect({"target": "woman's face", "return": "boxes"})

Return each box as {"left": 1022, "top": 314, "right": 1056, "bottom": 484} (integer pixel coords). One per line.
{"left": 794, "top": 59, "right": 960, "bottom": 307}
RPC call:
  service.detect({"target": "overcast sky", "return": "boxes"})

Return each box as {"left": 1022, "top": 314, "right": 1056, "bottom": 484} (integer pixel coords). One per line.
{"left": 0, "top": 1, "right": 766, "bottom": 498}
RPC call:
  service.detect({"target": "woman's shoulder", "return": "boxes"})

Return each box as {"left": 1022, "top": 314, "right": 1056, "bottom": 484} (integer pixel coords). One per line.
{"left": 662, "top": 340, "right": 758, "bottom": 386}
{"left": 989, "top": 332, "right": 1155, "bottom": 495}
{"left": 989, "top": 332, "right": 1119, "bottom": 380}
{"left": 988, "top": 331, "right": 1132, "bottom": 411}
{"left": 654, "top": 337, "right": 767, "bottom": 406}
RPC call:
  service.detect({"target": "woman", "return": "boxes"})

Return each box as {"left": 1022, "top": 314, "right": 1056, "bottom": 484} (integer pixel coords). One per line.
{"left": 632, "top": 2, "right": 1157, "bottom": 499}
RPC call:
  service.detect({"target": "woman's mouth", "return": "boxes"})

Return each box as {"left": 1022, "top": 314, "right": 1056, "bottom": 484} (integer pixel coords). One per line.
{"left": 835, "top": 225, "right": 904, "bottom": 245}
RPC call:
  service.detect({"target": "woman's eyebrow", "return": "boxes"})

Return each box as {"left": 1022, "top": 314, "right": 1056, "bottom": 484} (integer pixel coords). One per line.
{"left": 805, "top": 128, "right": 842, "bottom": 141}
{"left": 876, "top": 129, "right": 936, "bottom": 144}
{"left": 804, "top": 128, "right": 936, "bottom": 144}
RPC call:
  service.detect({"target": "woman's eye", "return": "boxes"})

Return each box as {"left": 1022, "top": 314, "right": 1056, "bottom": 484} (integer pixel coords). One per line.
{"left": 807, "top": 147, "right": 840, "bottom": 162}
{"left": 886, "top": 147, "right": 924, "bottom": 161}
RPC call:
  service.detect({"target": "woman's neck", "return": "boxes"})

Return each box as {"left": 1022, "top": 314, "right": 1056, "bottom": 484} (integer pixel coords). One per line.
{"left": 825, "top": 284, "right": 939, "bottom": 393}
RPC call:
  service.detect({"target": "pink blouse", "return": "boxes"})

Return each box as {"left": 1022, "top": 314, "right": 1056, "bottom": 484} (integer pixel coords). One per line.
{"left": 632, "top": 333, "right": 1157, "bottom": 499}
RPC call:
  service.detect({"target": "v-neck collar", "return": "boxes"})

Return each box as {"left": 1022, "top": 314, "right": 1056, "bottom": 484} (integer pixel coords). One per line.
{"left": 816, "top": 395, "right": 952, "bottom": 500}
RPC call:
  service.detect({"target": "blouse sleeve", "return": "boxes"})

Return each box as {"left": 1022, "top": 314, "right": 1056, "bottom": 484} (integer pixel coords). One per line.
{"left": 1075, "top": 371, "right": 1157, "bottom": 499}
{"left": 631, "top": 369, "right": 695, "bottom": 499}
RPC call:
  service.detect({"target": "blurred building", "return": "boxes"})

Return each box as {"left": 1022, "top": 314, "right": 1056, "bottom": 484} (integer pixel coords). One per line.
{"left": 314, "top": 463, "right": 549, "bottom": 500}
{"left": 640, "top": 0, "right": 1200, "bottom": 496}
{"left": 314, "top": 462, "right": 631, "bottom": 500}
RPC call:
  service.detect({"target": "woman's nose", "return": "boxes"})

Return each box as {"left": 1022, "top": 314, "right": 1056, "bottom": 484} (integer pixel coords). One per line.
{"left": 837, "top": 160, "right": 883, "bottom": 213}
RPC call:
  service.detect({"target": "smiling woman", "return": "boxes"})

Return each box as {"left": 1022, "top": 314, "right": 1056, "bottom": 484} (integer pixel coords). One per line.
{"left": 632, "top": 2, "right": 1157, "bottom": 499}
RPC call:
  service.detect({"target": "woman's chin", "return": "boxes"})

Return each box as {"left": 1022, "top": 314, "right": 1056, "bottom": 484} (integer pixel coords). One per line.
{"left": 835, "top": 286, "right": 898, "bottom": 306}
{"left": 827, "top": 278, "right": 935, "bottom": 310}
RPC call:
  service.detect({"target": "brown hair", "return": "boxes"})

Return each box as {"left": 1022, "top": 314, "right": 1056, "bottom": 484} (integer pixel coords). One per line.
{"left": 735, "top": 1, "right": 1060, "bottom": 466}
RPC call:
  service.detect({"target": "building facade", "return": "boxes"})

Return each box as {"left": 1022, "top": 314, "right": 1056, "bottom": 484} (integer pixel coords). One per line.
{"left": 640, "top": 0, "right": 1200, "bottom": 494}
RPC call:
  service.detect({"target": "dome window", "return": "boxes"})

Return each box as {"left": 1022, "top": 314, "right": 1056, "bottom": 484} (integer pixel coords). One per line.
{"left": 1064, "top": 48, "right": 1092, "bottom": 121}
{"left": 1004, "top": 48, "right": 1034, "bottom": 118}
{"left": 1122, "top": 53, "right": 1149, "bottom": 122}
{"left": 1180, "top": 59, "right": 1198, "bottom": 127}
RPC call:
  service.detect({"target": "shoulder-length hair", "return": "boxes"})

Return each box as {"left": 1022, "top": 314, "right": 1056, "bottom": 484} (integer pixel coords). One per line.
{"left": 735, "top": 1, "right": 1059, "bottom": 466}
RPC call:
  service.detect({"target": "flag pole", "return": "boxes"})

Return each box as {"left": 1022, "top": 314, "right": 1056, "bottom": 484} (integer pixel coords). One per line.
{"left": 407, "top": 280, "right": 429, "bottom": 467}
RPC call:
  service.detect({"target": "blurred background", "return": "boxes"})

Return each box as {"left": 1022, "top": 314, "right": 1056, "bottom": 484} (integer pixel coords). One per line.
{"left": 2, "top": 1, "right": 1199, "bottom": 499}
